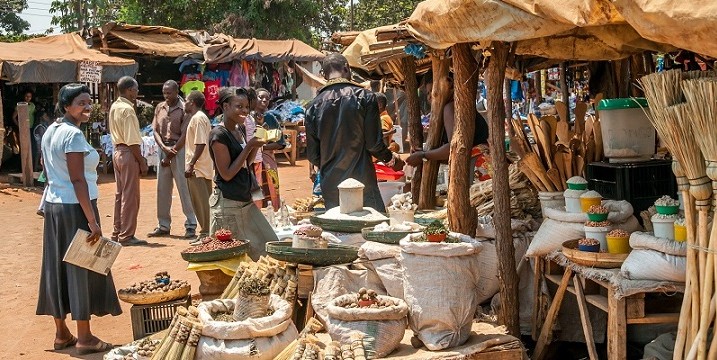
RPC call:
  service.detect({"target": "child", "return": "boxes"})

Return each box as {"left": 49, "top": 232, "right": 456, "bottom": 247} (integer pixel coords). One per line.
{"left": 33, "top": 110, "right": 52, "bottom": 217}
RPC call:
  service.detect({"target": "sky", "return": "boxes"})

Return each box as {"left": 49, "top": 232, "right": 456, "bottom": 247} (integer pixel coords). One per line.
{"left": 18, "top": 0, "right": 55, "bottom": 34}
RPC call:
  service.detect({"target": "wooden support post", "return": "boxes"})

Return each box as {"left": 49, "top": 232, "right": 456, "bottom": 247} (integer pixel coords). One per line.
{"left": 418, "top": 54, "right": 450, "bottom": 209}
{"left": 532, "top": 257, "right": 544, "bottom": 341}
{"left": 559, "top": 62, "right": 570, "bottom": 116}
{"left": 534, "top": 268, "right": 573, "bottom": 360}
{"left": 486, "top": 42, "right": 520, "bottom": 336}
{"left": 504, "top": 78, "right": 515, "bottom": 137}
{"left": 574, "top": 276, "right": 599, "bottom": 360}
{"left": 535, "top": 70, "right": 543, "bottom": 103}
{"left": 448, "top": 43, "right": 478, "bottom": 235}
{"left": 16, "top": 103, "right": 34, "bottom": 187}
{"left": 607, "top": 287, "right": 627, "bottom": 360}
{"left": 401, "top": 57, "right": 423, "bottom": 201}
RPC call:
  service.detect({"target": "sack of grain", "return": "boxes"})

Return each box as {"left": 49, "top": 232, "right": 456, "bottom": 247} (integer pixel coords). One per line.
{"left": 399, "top": 233, "right": 482, "bottom": 350}
{"left": 196, "top": 295, "right": 298, "bottom": 360}
{"left": 326, "top": 294, "right": 408, "bottom": 358}
{"left": 358, "top": 241, "right": 404, "bottom": 298}
{"left": 621, "top": 232, "right": 687, "bottom": 282}
{"left": 526, "top": 200, "right": 642, "bottom": 257}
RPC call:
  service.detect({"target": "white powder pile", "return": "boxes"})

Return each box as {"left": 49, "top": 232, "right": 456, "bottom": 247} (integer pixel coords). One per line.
{"left": 318, "top": 206, "right": 388, "bottom": 221}
{"left": 337, "top": 178, "right": 365, "bottom": 189}
{"left": 567, "top": 176, "right": 588, "bottom": 185}
{"left": 580, "top": 190, "right": 602, "bottom": 198}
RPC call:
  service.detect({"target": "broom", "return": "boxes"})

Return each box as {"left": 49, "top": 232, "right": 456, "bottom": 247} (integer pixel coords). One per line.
{"left": 683, "top": 78, "right": 717, "bottom": 359}
{"left": 273, "top": 317, "right": 324, "bottom": 360}
{"left": 640, "top": 69, "right": 711, "bottom": 358}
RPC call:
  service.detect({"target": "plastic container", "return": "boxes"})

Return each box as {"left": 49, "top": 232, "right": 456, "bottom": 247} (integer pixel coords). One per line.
{"left": 596, "top": 98, "right": 655, "bottom": 163}
{"left": 656, "top": 205, "right": 679, "bottom": 215}
{"left": 378, "top": 181, "right": 405, "bottom": 207}
{"left": 674, "top": 224, "right": 687, "bottom": 242}
{"left": 375, "top": 164, "right": 405, "bottom": 181}
{"left": 587, "top": 213, "right": 609, "bottom": 221}
{"left": 568, "top": 183, "right": 588, "bottom": 190}
{"left": 652, "top": 214, "right": 676, "bottom": 240}
{"left": 292, "top": 235, "right": 328, "bottom": 249}
{"left": 538, "top": 191, "right": 566, "bottom": 215}
{"left": 564, "top": 189, "right": 586, "bottom": 213}
{"left": 130, "top": 296, "right": 191, "bottom": 340}
{"left": 586, "top": 160, "right": 677, "bottom": 218}
{"left": 580, "top": 197, "right": 602, "bottom": 213}
{"left": 584, "top": 226, "right": 611, "bottom": 251}
{"left": 389, "top": 209, "right": 415, "bottom": 226}
{"left": 606, "top": 235, "right": 631, "bottom": 254}
{"left": 578, "top": 243, "right": 601, "bottom": 252}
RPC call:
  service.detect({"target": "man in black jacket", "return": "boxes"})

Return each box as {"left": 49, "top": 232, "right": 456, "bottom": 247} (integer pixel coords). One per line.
{"left": 305, "top": 53, "right": 404, "bottom": 212}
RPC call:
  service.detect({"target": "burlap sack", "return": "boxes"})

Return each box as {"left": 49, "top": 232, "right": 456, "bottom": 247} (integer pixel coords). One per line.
{"left": 621, "top": 232, "right": 686, "bottom": 282}
{"left": 326, "top": 294, "right": 408, "bottom": 358}
{"left": 358, "top": 241, "right": 404, "bottom": 298}
{"left": 399, "top": 233, "right": 483, "bottom": 350}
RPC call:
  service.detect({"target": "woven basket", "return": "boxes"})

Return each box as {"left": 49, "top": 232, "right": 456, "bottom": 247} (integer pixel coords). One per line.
{"left": 118, "top": 285, "right": 191, "bottom": 305}
{"left": 233, "top": 294, "right": 271, "bottom": 321}
{"left": 562, "top": 239, "right": 628, "bottom": 268}
{"left": 361, "top": 227, "right": 417, "bottom": 245}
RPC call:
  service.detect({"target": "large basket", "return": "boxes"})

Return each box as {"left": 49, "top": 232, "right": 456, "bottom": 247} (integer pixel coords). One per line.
{"left": 180, "top": 241, "right": 249, "bottom": 262}
{"left": 266, "top": 241, "right": 359, "bottom": 266}
{"left": 310, "top": 215, "right": 385, "bottom": 233}
{"left": 361, "top": 227, "right": 416, "bottom": 245}
{"left": 413, "top": 210, "right": 444, "bottom": 226}
{"left": 118, "top": 285, "right": 191, "bottom": 305}
{"left": 561, "top": 239, "right": 628, "bottom": 268}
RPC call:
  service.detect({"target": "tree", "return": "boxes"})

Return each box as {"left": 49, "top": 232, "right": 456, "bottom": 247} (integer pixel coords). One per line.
{"left": 0, "top": 0, "right": 31, "bottom": 35}
{"left": 351, "top": 0, "right": 420, "bottom": 31}
{"left": 49, "top": 0, "right": 119, "bottom": 32}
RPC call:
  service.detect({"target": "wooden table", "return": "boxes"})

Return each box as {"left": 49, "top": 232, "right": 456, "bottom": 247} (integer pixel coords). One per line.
{"left": 533, "top": 256, "right": 682, "bottom": 360}
{"left": 274, "top": 128, "right": 298, "bottom": 166}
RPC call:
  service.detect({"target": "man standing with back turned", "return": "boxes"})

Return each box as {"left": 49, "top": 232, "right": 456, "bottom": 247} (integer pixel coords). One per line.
{"left": 109, "top": 76, "right": 148, "bottom": 246}
{"left": 148, "top": 80, "right": 197, "bottom": 239}
{"left": 305, "top": 53, "right": 404, "bottom": 212}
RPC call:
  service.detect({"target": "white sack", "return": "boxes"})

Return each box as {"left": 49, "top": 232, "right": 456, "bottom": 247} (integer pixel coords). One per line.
{"left": 197, "top": 325, "right": 298, "bottom": 360}
{"left": 399, "top": 233, "right": 483, "bottom": 351}
{"left": 622, "top": 232, "right": 686, "bottom": 282}
{"left": 629, "top": 231, "right": 687, "bottom": 256}
{"left": 358, "top": 241, "right": 404, "bottom": 298}
{"left": 311, "top": 266, "right": 387, "bottom": 325}
{"left": 475, "top": 234, "right": 531, "bottom": 304}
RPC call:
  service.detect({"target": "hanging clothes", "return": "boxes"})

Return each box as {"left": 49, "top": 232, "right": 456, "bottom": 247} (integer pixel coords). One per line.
{"left": 204, "top": 79, "right": 222, "bottom": 116}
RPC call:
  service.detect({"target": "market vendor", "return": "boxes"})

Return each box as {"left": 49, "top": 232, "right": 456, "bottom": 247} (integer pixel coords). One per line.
{"left": 305, "top": 53, "right": 404, "bottom": 212}
{"left": 406, "top": 72, "right": 491, "bottom": 182}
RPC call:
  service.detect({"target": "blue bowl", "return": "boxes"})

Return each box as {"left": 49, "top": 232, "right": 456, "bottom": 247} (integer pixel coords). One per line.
{"left": 578, "top": 243, "right": 601, "bottom": 252}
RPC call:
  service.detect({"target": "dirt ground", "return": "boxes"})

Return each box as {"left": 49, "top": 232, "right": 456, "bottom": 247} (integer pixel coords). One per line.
{"left": 0, "top": 159, "right": 313, "bottom": 359}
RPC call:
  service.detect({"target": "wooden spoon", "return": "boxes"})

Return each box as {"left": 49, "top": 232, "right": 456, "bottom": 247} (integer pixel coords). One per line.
{"left": 546, "top": 168, "right": 563, "bottom": 191}
{"left": 554, "top": 153, "right": 566, "bottom": 186}
{"left": 518, "top": 161, "right": 548, "bottom": 191}
{"left": 563, "top": 151, "right": 573, "bottom": 179}
{"left": 576, "top": 155, "right": 586, "bottom": 178}
{"left": 574, "top": 102, "right": 587, "bottom": 136}
{"left": 593, "top": 93, "right": 604, "bottom": 121}
{"left": 556, "top": 101, "right": 569, "bottom": 123}
{"left": 524, "top": 152, "right": 555, "bottom": 191}
{"left": 593, "top": 118, "right": 604, "bottom": 162}
{"left": 539, "top": 119, "right": 555, "bottom": 168}
{"left": 543, "top": 115, "right": 558, "bottom": 145}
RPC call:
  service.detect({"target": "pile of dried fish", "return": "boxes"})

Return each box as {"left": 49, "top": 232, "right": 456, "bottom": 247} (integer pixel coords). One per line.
{"left": 470, "top": 163, "right": 541, "bottom": 219}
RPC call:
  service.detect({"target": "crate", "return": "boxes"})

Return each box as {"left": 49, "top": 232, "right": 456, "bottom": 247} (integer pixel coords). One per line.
{"left": 130, "top": 296, "right": 191, "bottom": 340}
{"left": 586, "top": 160, "right": 677, "bottom": 216}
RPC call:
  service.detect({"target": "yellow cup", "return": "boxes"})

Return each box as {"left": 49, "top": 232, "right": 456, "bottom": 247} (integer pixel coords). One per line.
{"left": 254, "top": 127, "right": 268, "bottom": 141}
{"left": 674, "top": 224, "right": 687, "bottom": 242}
{"left": 580, "top": 197, "right": 602, "bottom": 212}
{"left": 606, "top": 236, "right": 631, "bottom": 254}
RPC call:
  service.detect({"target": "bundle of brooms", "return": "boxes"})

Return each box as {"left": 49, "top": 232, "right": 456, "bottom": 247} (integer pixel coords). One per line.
{"left": 512, "top": 97, "right": 604, "bottom": 192}
{"left": 221, "top": 255, "right": 298, "bottom": 304}
{"left": 640, "top": 69, "right": 716, "bottom": 360}
{"left": 470, "top": 163, "right": 541, "bottom": 218}
{"left": 150, "top": 306, "right": 202, "bottom": 360}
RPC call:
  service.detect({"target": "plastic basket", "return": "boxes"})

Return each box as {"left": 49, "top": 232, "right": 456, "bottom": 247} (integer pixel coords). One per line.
{"left": 586, "top": 160, "right": 676, "bottom": 217}
{"left": 130, "top": 296, "right": 191, "bottom": 340}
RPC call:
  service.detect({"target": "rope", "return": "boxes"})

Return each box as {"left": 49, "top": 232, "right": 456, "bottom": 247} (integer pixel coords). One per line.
{"left": 686, "top": 242, "right": 717, "bottom": 255}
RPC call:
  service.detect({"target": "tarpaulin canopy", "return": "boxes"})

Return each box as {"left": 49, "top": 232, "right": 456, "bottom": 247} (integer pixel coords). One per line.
{"left": 202, "top": 34, "right": 324, "bottom": 63}
{"left": 0, "top": 33, "right": 138, "bottom": 83}
{"left": 95, "top": 23, "right": 202, "bottom": 58}
{"left": 406, "top": 0, "right": 672, "bottom": 60}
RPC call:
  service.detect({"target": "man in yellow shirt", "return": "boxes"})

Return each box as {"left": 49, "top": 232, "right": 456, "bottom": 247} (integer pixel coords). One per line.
{"left": 183, "top": 91, "right": 213, "bottom": 240}
{"left": 376, "top": 93, "right": 399, "bottom": 152}
{"left": 108, "top": 76, "right": 148, "bottom": 246}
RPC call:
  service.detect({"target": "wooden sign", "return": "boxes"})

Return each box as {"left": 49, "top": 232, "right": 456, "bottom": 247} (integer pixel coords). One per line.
{"left": 63, "top": 229, "right": 121, "bottom": 275}
{"left": 78, "top": 61, "right": 103, "bottom": 83}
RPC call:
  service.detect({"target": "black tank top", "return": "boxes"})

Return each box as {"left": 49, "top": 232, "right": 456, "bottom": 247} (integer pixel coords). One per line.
{"left": 442, "top": 111, "right": 489, "bottom": 146}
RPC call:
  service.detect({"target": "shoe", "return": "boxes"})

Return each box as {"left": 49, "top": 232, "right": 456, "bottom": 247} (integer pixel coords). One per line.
{"left": 37, "top": 210, "right": 44, "bottom": 218}
{"left": 189, "top": 238, "right": 203, "bottom": 246}
{"left": 53, "top": 335, "right": 77, "bottom": 350}
{"left": 184, "top": 229, "right": 197, "bottom": 239}
{"left": 147, "top": 227, "right": 170, "bottom": 237}
{"left": 120, "top": 237, "right": 148, "bottom": 246}
{"left": 77, "top": 340, "right": 114, "bottom": 355}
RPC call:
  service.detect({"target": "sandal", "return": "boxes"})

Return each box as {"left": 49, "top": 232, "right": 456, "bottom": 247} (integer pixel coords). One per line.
{"left": 77, "top": 340, "right": 114, "bottom": 355}
{"left": 53, "top": 335, "right": 77, "bottom": 350}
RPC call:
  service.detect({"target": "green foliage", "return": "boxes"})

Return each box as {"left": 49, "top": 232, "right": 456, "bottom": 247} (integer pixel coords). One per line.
{"left": 424, "top": 220, "right": 447, "bottom": 235}
{"left": 49, "top": 0, "right": 119, "bottom": 32}
{"left": 351, "top": 0, "right": 421, "bottom": 31}
{"left": 0, "top": 0, "right": 31, "bottom": 35}
{"left": 0, "top": 32, "right": 44, "bottom": 42}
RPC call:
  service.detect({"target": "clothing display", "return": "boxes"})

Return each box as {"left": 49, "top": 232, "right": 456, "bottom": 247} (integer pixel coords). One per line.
{"left": 180, "top": 80, "right": 205, "bottom": 96}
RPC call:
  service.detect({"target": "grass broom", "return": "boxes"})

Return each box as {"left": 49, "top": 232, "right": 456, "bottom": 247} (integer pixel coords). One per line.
{"left": 273, "top": 317, "right": 323, "bottom": 360}
{"left": 640, "top": 69, "right": 711, "bottom": 357}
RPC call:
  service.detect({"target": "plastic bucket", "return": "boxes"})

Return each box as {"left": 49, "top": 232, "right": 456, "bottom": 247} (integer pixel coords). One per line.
{"left": 652, "top": 215, "right": 676, "bottom": 240}
{"left": 389, "top": 209, "right": 415, "bottom": 226}
{"left": 597, "top": 98, "right": 655, "bottom": 163}
{"left": 339, "top": 188, "right": 364, "bottom": 214}
{"left": 606, "top": 236, "right": 631, "bottom": 254}
{"left": 378, "top": 181, "right": 405, "bottom": 207}
{"left": 564, "top": 189, "right": 586, "bottom": 213}
{"left": 674, "top": 224, "right": 687, "bottom": 242}
{"left": 584, "top": 226, "right": 611, "bottom": 251}
{"left": 580, "top": 197, "right": 602, "bottom": 212}
{"left": 538, "top": 191, "right": 566, "bottom": 215}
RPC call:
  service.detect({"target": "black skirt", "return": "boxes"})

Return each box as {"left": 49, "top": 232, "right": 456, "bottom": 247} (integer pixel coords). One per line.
{"left": 36, "top": 200, "right": 122, "bottom": 321}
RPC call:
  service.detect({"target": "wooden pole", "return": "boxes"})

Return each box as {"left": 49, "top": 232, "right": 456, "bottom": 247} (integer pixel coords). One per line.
{"left": 418, "top": 54, "right": 450, "bottom": 209}
{"left": 559, "top": 62, "right": 570, "bottom": 115}
{"left": 17, "top": 102, "right": 34, "bottom": 187}
{"left": 401, "top": 57, "right": 423, "bottom": 201}
{"left": 504, "top": 78, "right": 515, "bottom": 137}
{"left": 535, "top": 70, "right": 543, "bottom": 102}
{"left": 448, "top": 43, "right": 477, "bottom": 235}
{"left": 486, "top": 42, "right": 520, "bottom": 336}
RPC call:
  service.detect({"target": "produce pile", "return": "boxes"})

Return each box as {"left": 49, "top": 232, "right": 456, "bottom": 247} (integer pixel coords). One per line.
{"left": 469, "top": 163, "right": 541, "bottom": 219}
{"left": 387, "top": 193, "right": 417, "bottom": 212}
{"left": 221, "top": 256, "right": 298, "bottom": 303}
{"left": 655, "top": 195, "right": 679, "bottom": 207}
{"left": 579, "top": 238, "right": 600, "bottom": 247}
{"left": 585, "top": 220, "right": 611, "bottom": 228}
{"left": 182, "top": 229, "right": 247, "bottom": 254}
{"left": 293, "top": 197, "right": 325, "bottom": 212}
{"left": 608, "top": 229, "right": 630, "bottom": 238}
{"left": 118, "top": 272, "right": 189, "bottom": 295}
{"left": 290, "top": 334, "right": 368, "bottom": 360}
{"left": 334, "top": 287, "right": 399, "bottom": 309}
{"left": 588, "top": 205, "right": 609, "bottom": 214}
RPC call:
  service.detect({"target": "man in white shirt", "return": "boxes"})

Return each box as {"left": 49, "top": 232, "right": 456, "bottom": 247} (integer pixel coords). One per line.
{"left": 183, "top": 91, "right": 214, "bottom": 240}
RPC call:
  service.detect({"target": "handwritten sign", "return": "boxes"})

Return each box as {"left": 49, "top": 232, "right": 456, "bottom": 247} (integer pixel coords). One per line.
{"left": 78, "top": 61, "right": 103, "bottom": 83}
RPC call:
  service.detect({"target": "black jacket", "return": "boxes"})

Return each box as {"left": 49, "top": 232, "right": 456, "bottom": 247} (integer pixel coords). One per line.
{"left": 305, "top": 80, "right": 393, "bottom": 212}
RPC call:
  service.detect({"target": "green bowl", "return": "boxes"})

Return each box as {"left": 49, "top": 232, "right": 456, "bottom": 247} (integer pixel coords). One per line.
{"left": 265, "top": 241, "right": 359, "bottom": 267}
{"left": 180, "top": 241, "right": 249, "bottom": 262}
{"left": 567, "top": 183, "right": 588, "bottom": 190}
{"left": 655, "top": 205, "right": 679, "bottom": 215}
{"left": 587, "top": 213, "right": 609, "bottom": 221}
{"left": 361, "top": 227, "right": 417, "bottom": 245}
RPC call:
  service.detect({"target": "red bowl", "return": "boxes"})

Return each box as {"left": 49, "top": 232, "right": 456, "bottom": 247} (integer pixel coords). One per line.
{"left": 426, "top": 233, "right": 447, "bottom": 243}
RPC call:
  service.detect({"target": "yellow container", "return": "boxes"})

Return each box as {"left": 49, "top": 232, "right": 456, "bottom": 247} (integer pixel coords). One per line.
{"left": 606, "top": 236, "right": 631, "bottom": 254}
{"left": 674, "top": 224, "right": 687, "bottom": 242}
{"left": 580, "top": 197, "right": 602, "bottom": 212}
